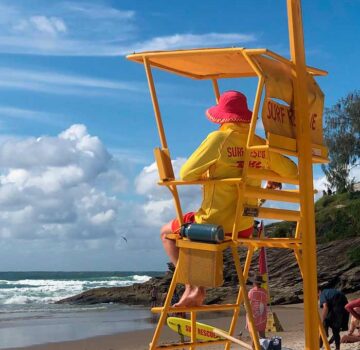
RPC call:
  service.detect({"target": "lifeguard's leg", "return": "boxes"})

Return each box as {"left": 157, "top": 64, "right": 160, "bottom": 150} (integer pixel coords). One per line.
{"left": 160, "top": 222, "right": 192, "bottom": 305}
{"left": 160, "top": 222, "right": 205, "bottom": 307}
{"left": 160, "top": 222, "right": 179, "bottom": 265}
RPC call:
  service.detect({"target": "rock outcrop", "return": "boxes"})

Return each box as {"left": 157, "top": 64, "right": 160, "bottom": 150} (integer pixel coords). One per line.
{"left": 57, "top": 237, "right": 360, "bottom": 306}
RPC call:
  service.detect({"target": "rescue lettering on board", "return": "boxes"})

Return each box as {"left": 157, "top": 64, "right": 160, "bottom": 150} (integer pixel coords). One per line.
{"left": 184, "top": 325, "right": 218, "bottom": 339}
{"left": 263, "top": 98, "right": 322, "bottom": 143}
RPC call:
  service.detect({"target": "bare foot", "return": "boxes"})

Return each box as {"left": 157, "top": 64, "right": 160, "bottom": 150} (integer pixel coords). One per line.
{"left": 188, "top": 287, "right": 205, "bottom": 306}
{"left": 173, "top": 286, "right": 192, "bottom": 307}
{"left": 174, "top": 287, "right": 205, "bottom": 307}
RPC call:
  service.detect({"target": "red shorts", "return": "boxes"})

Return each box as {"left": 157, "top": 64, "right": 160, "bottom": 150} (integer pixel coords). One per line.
{"left": 170, "top": 212, "right": 253, "bottom": 238}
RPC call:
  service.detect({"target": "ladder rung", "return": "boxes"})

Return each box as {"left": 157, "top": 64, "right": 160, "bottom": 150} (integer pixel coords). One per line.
{"left": 158, "top": 178, "right": 243, "bottom": 186}
{"left": 236, "top": 238, "right": 302, "bottom": 249}
{"left": 244, "top": 206, "right": 300, "bottom": 221}
{"left": 247, "top": 168, "right": 299, "bottom": 185}
{"left": 151, "top": 303, "right": 239, "bottom": 314}
{"left": 245, "top": 186, "right": 300, "bottom": 203}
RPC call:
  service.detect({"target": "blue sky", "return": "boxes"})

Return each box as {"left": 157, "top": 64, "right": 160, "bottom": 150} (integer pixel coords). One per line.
{"left": 0, "top": 0, "right": 358, "bottom": 271}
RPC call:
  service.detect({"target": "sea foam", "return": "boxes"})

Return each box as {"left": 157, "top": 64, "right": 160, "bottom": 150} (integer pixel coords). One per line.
{"left": 0, "top": 273, "right": 152, "bottom": 305}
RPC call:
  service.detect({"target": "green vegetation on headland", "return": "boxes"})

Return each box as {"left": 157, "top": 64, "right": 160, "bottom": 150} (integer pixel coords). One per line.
{"left": 347, "top": 245, "right": 360, "bottom": 265}
{"left": 315, "top": 191, "right": 360, "bottom": 242}
{"left": 266, "top": 191, "right": 360, "bottom": 266}
{"left": 267, "top": 191, "right": 360, "bottom": 242}
{"left": 322, "top": 90, "right": 360, "bottom": 193}
{"left": 264, "top": 90, "right": 360, "bottom": 262}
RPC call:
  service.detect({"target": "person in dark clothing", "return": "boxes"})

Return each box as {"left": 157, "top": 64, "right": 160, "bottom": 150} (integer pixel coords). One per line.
{"left": 150, "top": 286, "right": 158, "bottom": 307}
{"left": 319, "top": 288, "right": 349, "bottom": 350}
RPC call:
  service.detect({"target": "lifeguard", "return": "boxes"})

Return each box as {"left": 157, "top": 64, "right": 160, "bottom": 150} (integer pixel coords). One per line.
{"left": 160, "top": 90, "right": 298, "bottom": 307}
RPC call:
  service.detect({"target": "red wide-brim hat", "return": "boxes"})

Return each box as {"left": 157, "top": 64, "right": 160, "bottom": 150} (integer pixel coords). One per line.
{"left": 206, "top": 90, "right": 252, "bottom": 124}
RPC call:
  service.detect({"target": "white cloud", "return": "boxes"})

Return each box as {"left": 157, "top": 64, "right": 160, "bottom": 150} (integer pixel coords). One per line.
{"left": 14, "top": 16, "right": 67, "bottom": 37}
{"left": 0, "top": 124, "right": 110, "bottom": 174}
{"left": 32, "top": 16, "right": 66, "bottom": 35}
{"left": 314, "top": 175, "right": 328, "bottom": 192}
{"left": 110, "top": 148, "right": 153, "bottom": 165}
{"left": 313, "top": 166, "right": 360, "bottom": 200}
{"left": 130, "top": 33, "right": 257, "bottom": 52}
{"left": 350, "top": 166, "right": 360, "bottom": 183}
{"left": 90, "top": 209, "right": 116, "bottom": 225}
{"left": 142, "top": 199, "right": 174, "bottom": 226}
{"left": 135, "top": 158, "right": 202, "bottom": 226}
{"left": 0, "top": 67, "right": 144, "bottom": 96}
{"left": 0, "top": 1, "right": 134, "bottom": 56}
{"left": 0, "top": 124, "right": 129, "bottom": 241}
{"left": 0, "top": 106, "right": 65, "bottom": 127}
{"left": 0, "top": 2, "right": 257, "bottom": 56}
{"left": 63, "top": 3, "right": 135, "bottom": 20}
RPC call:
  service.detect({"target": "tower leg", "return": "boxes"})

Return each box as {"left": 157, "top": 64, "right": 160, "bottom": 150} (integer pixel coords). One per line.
{"left": 225, "top": 247, "right": 254, "bottom": 350}
{"left": 293, "top": 249, "right": 330, "bottom": 350}
{"left": 149, "top": 265, "right": 179, "bottom": 350}
{"left": 231, "top": 245, "right": 261, "bottom": 350}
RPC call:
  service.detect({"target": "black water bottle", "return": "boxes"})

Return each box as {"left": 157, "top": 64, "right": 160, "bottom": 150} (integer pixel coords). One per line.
{"left": 180, "top": 223, "right": 224, "bottom": 243}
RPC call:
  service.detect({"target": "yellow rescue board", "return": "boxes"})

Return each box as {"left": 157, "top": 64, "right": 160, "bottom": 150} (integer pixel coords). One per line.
{"left": 167, "top": 317, "right": 225, "bottom": 341}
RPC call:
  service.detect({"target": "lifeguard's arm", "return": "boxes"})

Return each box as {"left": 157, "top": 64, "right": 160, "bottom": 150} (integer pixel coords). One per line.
{"left": 180, "top": 131, "right": 225, "bottom": 181}
{"left": 268, "top": 152, "right": 298, "bottom": 179}
{"left": 345, "top": 299, "right": 360, "bottom": 320}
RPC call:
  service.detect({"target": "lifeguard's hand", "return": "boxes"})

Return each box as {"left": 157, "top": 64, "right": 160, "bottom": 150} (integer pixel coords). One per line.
{"left": 266, "top": 181, "right": 282, "bottom": 190}
{"left": 259, "top": 182, "right": 282, "bottom": 206}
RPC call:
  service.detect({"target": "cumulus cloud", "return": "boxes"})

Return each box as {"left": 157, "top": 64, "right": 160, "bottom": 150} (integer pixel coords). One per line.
{"left": 135, "top": 158, "right": 202, "bottom": 226}
{"left": 0, "top": 124, "right": 127, "bottom": 241}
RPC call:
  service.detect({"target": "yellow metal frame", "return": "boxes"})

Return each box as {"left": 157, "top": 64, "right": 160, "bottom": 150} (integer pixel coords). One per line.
{"left": 126, "top": 1, "right": 329, "bottom": 349}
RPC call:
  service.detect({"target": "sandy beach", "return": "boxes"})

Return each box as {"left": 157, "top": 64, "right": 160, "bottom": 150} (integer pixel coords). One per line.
{"left": 4, "top": 304, "right": 360, "bottom": 350}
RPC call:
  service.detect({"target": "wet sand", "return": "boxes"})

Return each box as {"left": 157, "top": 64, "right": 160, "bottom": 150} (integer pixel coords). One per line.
{"left": 4, "top": 304, "right": 360, "bottom": 350}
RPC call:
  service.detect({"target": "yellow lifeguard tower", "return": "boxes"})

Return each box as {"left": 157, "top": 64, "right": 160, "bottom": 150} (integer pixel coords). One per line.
{"left": 127, "top": 1, "right": 330, "bottom": 349}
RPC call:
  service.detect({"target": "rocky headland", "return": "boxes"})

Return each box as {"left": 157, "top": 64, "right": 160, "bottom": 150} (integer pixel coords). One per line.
{"left": 57, "top": 237, "right": 360, "bottom": 306}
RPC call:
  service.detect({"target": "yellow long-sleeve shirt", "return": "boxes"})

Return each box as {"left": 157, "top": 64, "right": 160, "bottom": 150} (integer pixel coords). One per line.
{"left": 180, "top": 123, "right": 298, "bottom": 234}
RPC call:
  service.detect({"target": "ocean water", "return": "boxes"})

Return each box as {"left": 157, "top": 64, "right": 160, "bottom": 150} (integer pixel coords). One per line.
{"left": 0, "top": 271, "right": 163, "bottom": 349}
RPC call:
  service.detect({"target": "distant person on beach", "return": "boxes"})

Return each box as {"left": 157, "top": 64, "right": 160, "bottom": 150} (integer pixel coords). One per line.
{"left": 247, "top": 274, "right": 268, "bottom": 340}
{"left": 341, "top": 308, "right": 360, "bottom": 344}
{"left": 150, "top": 286, "right": 158, "bottom": 307}
{"left": 160, "top": 91, "right": 298, "bottom": 308}
{"left": 319, "top": 287, "right": 349, "bottom": 350}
